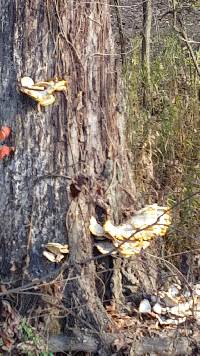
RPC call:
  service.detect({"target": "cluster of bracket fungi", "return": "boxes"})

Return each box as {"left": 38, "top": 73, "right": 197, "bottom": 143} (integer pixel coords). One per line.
{"left": 89, "top": 204, "right": 172, "bottom": 257}
{"left": 0, "top": 76, "right": 67, "bottom": 161}
{"left": 19, "top": 76, "right": 67, "bottom": 110}
{"left": 0, "top": 75, "right": 69, "bottom": 261}
{"left": 42, "top": 204, "right": 171, "bottom": 262}
{"left": 1, "top": 77, "right": 172, "bottom": 264}
{"left": 43, "top": 242, "right": 69, "bottom": 263}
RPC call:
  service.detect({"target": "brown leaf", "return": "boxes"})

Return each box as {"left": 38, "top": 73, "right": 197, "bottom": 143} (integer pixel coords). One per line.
{"left": 113, "top": 335, "right": 126, "bottom": 351}
{"left": 106, "top": 302, "right": 116, "bottom": 313}
{"left": 2, "top": 300, "right": 13, "bottom": 315}
{"left": 0, "top": 331, "right": 13, "bottom": 350}
{"left": 0, "top": 284, "right": 8, "bottom": 293}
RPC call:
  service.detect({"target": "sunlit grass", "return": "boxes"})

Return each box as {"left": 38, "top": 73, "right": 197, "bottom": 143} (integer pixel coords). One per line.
{"left": 125, "top": 32, "right": 200, "bottom": 264}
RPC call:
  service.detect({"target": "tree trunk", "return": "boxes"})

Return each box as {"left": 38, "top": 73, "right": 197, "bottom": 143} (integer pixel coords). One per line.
{"left": 0, "top": 1, "right": 159, "bottom": 353}
{"left": 142, "top": 0, "right": 152, "bottom": 108}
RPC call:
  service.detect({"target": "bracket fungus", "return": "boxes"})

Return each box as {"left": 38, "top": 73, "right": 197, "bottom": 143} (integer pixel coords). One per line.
{"left": 43, "top": 242, "right": 69, "bottom": 263}
{"left": 89, "top": 204, "right": 171, "bottom": 257}
{"left": 19, "top": 76, "right": 67, "bottom": 108}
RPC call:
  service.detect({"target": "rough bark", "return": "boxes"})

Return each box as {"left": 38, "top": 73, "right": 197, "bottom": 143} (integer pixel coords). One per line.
{"left": 0, "top": 1, "right": 120, "bottom": 276}
{"left": 0, "top": 0, "right": 132, "bottom": 352}
{"left": 0, "top": 1, "right": 167, "bottom": 354}
{"left": 142, "top": 0, "right": 152, "bottom": 107}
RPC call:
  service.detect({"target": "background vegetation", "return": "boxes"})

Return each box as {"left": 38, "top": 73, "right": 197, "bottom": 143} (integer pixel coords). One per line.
{"left": 125, "top": 30, "right": 199, "bottom": 271}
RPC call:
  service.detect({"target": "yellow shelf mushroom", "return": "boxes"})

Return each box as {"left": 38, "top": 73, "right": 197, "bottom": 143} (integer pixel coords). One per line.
{"left": 90, "top": 204, "right": 171, "bottom": 257}
{"left": 19, "top": 76, "right": 67, "bottom": 109}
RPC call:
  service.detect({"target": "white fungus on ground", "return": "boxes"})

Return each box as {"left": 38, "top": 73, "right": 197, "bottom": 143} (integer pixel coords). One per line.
{"left": 153, "top": 302, "right": 162, "bottom": 315}
{"left": 139, "top": 299, "right": 151, "bottom": 314}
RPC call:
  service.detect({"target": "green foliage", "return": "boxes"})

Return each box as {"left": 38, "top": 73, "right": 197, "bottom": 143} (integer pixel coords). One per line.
{"left": 20, "top": 319, "right": 40, "bottom": 343}
{"left": 19, "top": 319, "right": 49, "bottom": 355}
{"left": 125, "top": 31, "right": 200, "bottom": 260}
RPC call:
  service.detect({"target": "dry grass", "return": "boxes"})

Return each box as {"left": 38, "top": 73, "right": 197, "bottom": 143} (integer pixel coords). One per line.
{"left": 125, "top": 32, "right": 200, "bottom": 269}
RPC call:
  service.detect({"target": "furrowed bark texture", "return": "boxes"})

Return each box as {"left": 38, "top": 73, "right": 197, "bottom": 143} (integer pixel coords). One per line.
{"left": 0, "top": 0, "right": 130, "bottom": 348}
{"left": 0, "top": 1, "right": 123, "bottom": 277}
{"left": 0, "top": 1, "right": 160, "bottom": 353}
